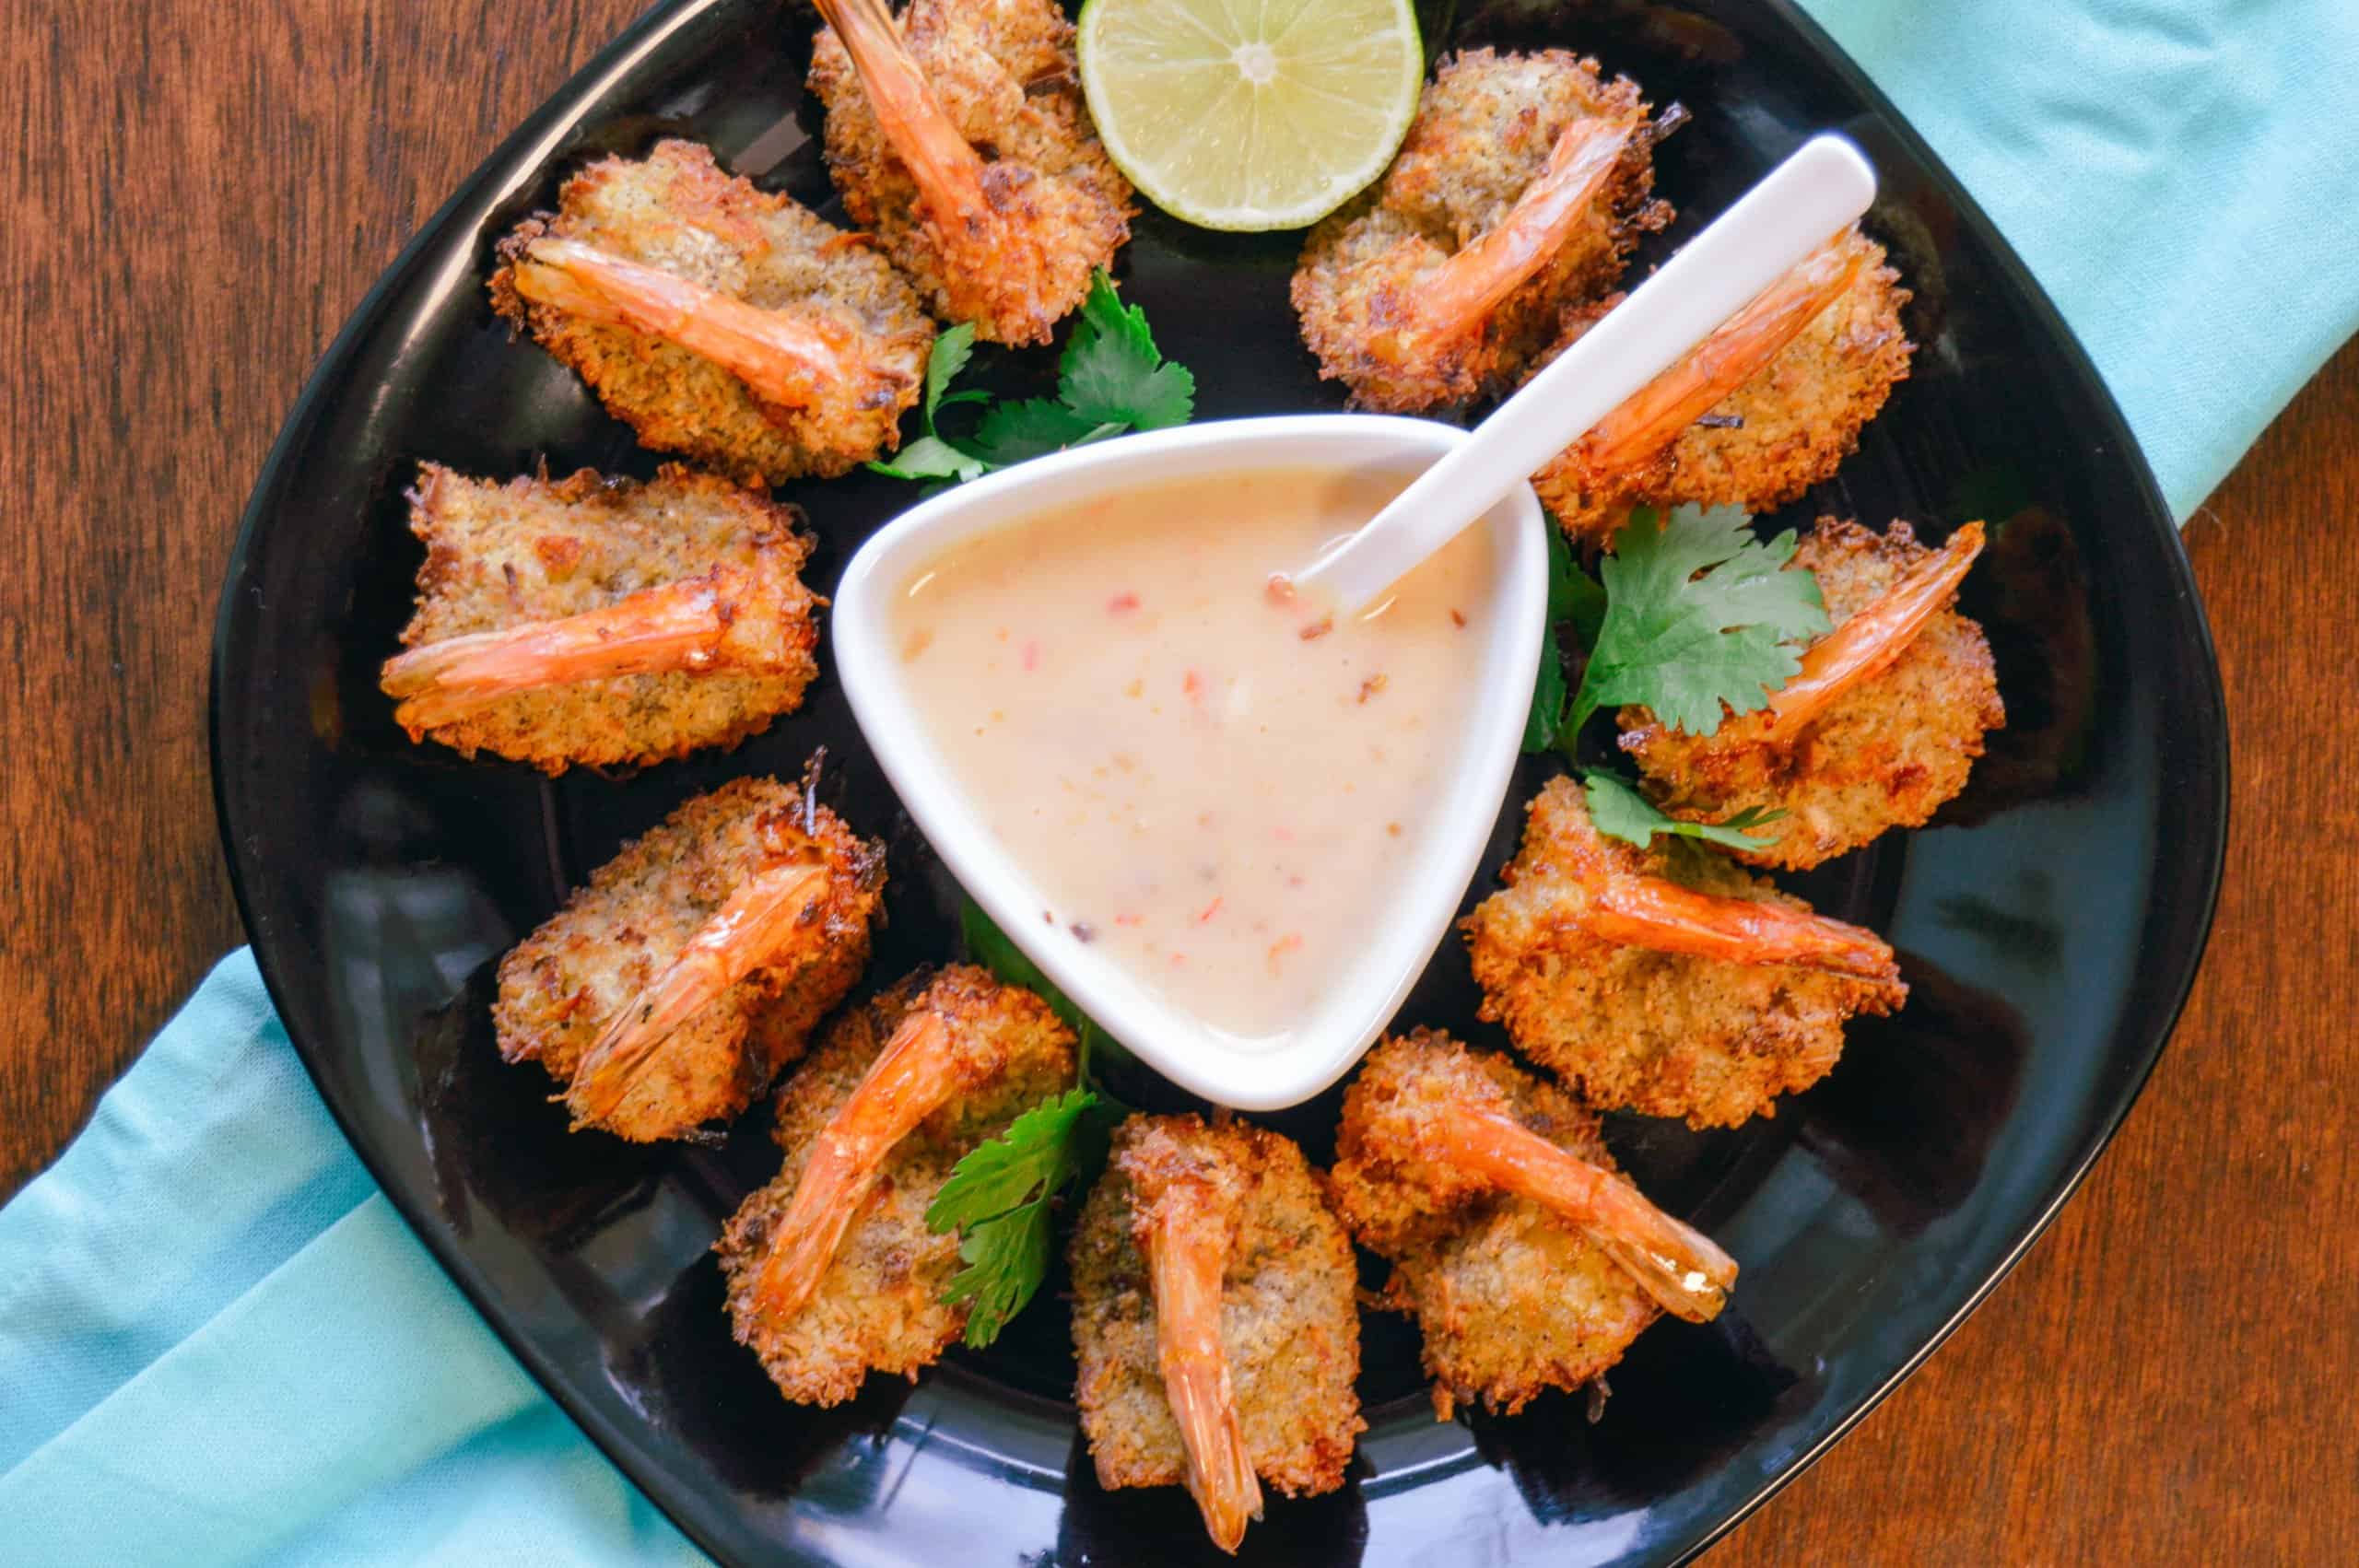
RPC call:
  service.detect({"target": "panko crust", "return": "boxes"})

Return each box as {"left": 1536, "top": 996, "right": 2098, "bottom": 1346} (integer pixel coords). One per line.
{"left": 808, "top": 0, "right": 1133, "bottom": 345}
{"left": 488, "top": 138, "right": 933, "bottom": 482}
{"left": 715, "top": 965, "right": 1076, "bottom": 1406}
{"left": 1328, "top": 1031, "right": 1658, "bottom": 1418}
{"left": 1463, "top": 778, "right": 1907, "bottom": 1129}
{"left": 1293, "top": 49, "right": 1672, "bottom": 412}
{"left": 493, "top": 777, "right": 886, "bottom": 1141}
{"left": 1621, "top": 517, "right": 2005, "bottom": 870}
{"left": 1070, "top": 1116, "right": 1363, "bottom": 1499}
{"left": 1534, "top": 230, "right": 1912, "bottom": 543}
{"left": 388, "top": 462, "right": 821, "bottom": 773}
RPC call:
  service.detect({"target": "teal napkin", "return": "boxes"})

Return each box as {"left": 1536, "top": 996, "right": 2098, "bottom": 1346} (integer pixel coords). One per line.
{"left": 0, "top": 954, "right": 701, "bottom": 1563}
{"left": 1806, "top": 0, "right": 2359, "bottom": 521}
{"left": 7, "top": 4, "right": 2357, "bottom": 1562}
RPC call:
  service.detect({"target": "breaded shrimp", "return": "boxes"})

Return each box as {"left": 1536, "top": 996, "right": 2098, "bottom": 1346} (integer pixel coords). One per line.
{"left": 1328, "top": 1031, "right": 1735, "bottom": 1419}
{"left": 489, "top": 139, "right": 933, "bottom": 483}
{"left": 1292, "top": 49, "right": 1672, "bottom": 412}
{"left": 379, "top": 462, "right": 821, "bottom": 773}
{"left": 715, "top": 966, "right": 1075, "bottom": 1406}
{"left": 808, "top": 0, "right": 1133, "bottom": 345}
{"left": 1464, "top": 778, "right": 1907, "bottom": 1129}
{"left": 1532, "top": 228, "right": 1912, "bottom": 543}
{"left": 1621, "top": 518, "right": 2004, "bottom": 870}
{"left": 494, "top": 776, "right": 885, "bottom": 1141}
{"left": 1070, "top": 1116, "right": 1362, "bottom": 1553}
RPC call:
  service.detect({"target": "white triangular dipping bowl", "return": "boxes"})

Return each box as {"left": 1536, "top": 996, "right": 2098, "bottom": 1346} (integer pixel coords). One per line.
{"left": 832, "top": 415, "right": 1546, "bottom": 1110}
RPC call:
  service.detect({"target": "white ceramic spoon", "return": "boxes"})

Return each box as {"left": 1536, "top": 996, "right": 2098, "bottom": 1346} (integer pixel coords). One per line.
{"left": 1293, "top": 134, "right": 1878, "bottom": 612}
{"left": 832, "top": 135, "right": 1877, "bottom": 1110}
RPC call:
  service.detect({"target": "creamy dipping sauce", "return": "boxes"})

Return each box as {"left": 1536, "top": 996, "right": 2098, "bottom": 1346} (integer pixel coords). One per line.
{"left": 891, "top": 467, "right": 1500, "bottom": 1047}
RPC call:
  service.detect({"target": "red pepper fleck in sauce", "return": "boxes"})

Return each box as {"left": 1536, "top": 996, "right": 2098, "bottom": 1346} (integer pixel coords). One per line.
{"left": 1196, "top": 895, "right": 1223, "bottom": 925}
{"left": 1021, "top": 639, "right": 1040, "bottom": 672}
{"left": 1449, "top": 608, "right": 1467, "bottom": 628}
{"left": 1107, "top": 591, "right": 1140, "bottom": 614}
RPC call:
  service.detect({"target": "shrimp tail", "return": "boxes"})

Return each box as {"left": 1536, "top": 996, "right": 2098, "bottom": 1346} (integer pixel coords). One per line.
{"left": 751, "top": 1009, "right": 958, "bottom": 1321}
{"left": 811, "top": 0, "right": 991, "bottom": 225}
{"left": 511, "top": 238, "right": 865, "bottom": 410}
{"left": 567, "top": 860, "right": 832, "bottom": 1127}
{"left": 1145, "top": 1185, "right": 1263, "bottom": 1553}
{"left": 1575, "top": 229, "right": 1866, "bottom": 474}
{"left": 381, "top": 568, "right": 748, "bottom": 731}
{"left": 1766, "top": 521, "right": 1988, "bottom": 731}
{"left": 1589, "top": 873, "right": 1902, "bottom": 984}
{"left": 1428, "top": 1109, "right": 1736, "bottom": 1321}
{"left": 1406, "top": 115, "right": 1638, "bottom": 345}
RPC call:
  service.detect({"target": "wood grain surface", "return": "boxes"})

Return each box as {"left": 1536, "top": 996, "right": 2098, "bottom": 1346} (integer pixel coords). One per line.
{"left": 4, "top": 0, "right": 2352, "bottom": 1557}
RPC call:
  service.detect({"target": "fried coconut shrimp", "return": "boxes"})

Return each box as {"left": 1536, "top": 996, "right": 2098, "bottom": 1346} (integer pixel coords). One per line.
{"left": 716, "top": 966, "right": 1075, "bottom": 1406}
{"left": 1328, "top": 1031, "right": 1736, "bottom": 1419}
{"left": 1070, "top": 1116, "right": 1362, "bottom": 1553}
{"left": 494, "top": 776, "right": 885, "bottom": 1141}
{"left": 1532, "top": 227, "right": 1912, "bottom": 543}
{"left": 379, "top": 462, "right": 820, "bottom": 773}
{"left": 1465, "top": 778, "right": 1907, "bottom": 1129}
{"left": 808, "top": 0, "right": 1133, "bottom": 345}
{"left": 1292, "top": 49, "right": 1672, "bottom": 412}
{"left": 489, "top": 138, "right": 933, "bottom": 482}
{"left": 1621, "top": 518, "right": 2004, "bottom": 871}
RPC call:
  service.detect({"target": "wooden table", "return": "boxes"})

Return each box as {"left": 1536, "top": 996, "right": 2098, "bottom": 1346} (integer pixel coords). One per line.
{"left": 6, "top": 0, "right": 2351, "bottom": 1557}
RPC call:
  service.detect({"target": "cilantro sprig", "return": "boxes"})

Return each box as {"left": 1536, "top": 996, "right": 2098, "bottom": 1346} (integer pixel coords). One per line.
{"left": 1582, "top": 770, "right": 1785, "bottom": 852}
{"left": 867, "top": 269, "right": 1195, "bottom": 486}
{"left": 926, "top": 1087, "right": 1099, "bottom": 1346}
{"left": 1525, "top": 505, "right": 1825, "bottom": 850}
{"left": 926, "top": 902, "right": 1127, "bottom": 1347}
{"left": 1570, "top": 504, "right": 1830, "bottom": 737}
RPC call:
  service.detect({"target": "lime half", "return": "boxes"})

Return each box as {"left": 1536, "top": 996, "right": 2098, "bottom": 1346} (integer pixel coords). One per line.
{"left": 1078, "top": 0, "right": 1423, "bottom": 232}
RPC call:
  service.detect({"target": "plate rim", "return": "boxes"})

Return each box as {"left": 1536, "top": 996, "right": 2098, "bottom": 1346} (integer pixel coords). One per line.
{"left": 206, "top": 0, "right": 2233, "bottom": 1561}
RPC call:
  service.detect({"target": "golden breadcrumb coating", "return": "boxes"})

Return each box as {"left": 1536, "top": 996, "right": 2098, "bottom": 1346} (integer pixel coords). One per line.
{"left": 808, "top": 0, "right": 1133, "bottom": 345}
{"left": 1464, "top": 778, "right": 1907, "bottom": 1128}
{"left": 1328, "top": 1031, "right": 1660, "bottom": 1418}
{"left": 489, "top": 138, "right": 933, "bottom": 482}
{"left": 1534, "top": 230, "right": 1912, "bottom": 543}
{"left": 1292, "top": 49, "right": 1671, "bottom": 412}
{"left": 384, "top": 462, "right": 820, "bottom": 773}
{"left": 494, "top": 777, "right": 885, "bottom": 1141}
{"left": 715, "top": 966, "right": 1075, "bottom": 1406}
{"left": 1622, "top": 518, "right": 2005, "bottom": 870}
{"left": 1070, "top": 1115, "right": 1363, "bottom": 1500}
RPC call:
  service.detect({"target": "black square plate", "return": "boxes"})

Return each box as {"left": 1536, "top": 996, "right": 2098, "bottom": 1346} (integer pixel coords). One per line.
{"left": 211, "top": 1, "right": 2228, "bottom": 1562}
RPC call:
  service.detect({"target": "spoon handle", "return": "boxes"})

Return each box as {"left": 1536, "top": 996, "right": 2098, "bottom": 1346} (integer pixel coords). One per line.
{"left": 1295, "top": 134, "right": 1879, "bottom": 614}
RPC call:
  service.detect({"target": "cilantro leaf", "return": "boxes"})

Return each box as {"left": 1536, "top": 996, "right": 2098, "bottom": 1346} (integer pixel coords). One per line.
{"left": 926, "top": 1087, "right": 1098, "bottom": 1232}
{"left": 1564, "top": 552, "right": 1607, "bottom": 649}
{"left": 941, "top": 1197, "right": 1057, "bottom": 1348}
{"left": 1524, "top": 521, "right": 1608, "bottom": 753}
{"left": 868, "top": 270, "right": 1195, "bottom": 486}
{"left": 926, "top": 1085, "right": 1100, "bottom": 1348}
{"left": 1525, "top": 638, "right": 1569, "bottom": 753}
{"left": 932, "top": 900, "right": 1140, "bottom": 1345}
{"left": 1059, "top": 270, "right": 1196, "bottom": 431}
{"left": 1567, "top": 505, "right": 1829, "bottom": 738}
{"left": 1582, "top": 768, "right": 1785, "bottom": 850}
{"left": 923, "top": 322, "right": 976, "bottom": 417}
{"left": 965, "top": 398, "right": 1120, "bottom": 468}
{"left": 866, "top": 434, "right": 988, "bottom": 483}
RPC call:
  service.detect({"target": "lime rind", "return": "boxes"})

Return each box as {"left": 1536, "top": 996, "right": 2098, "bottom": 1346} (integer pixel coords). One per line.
{"left": 1078, "top": 0, "right": 1423, "bottom": 232}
